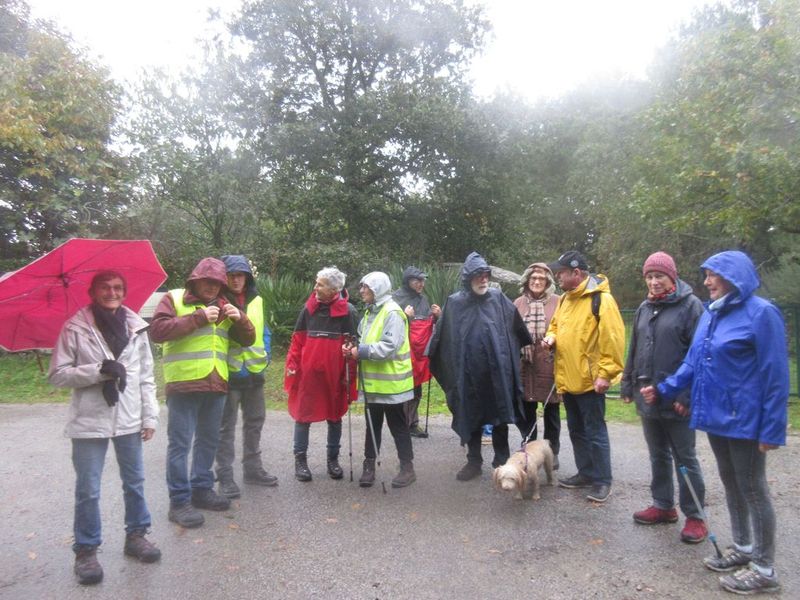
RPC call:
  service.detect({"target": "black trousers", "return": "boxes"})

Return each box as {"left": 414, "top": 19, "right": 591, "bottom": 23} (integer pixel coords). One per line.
{"left": 517, "top": 401, "right": 561, "bottom": 455}
{"left": 466, "top": 423, "right": 509, "bottom": 467}
{"left": 363, "top": 401, "right": 414, "bottom": 463}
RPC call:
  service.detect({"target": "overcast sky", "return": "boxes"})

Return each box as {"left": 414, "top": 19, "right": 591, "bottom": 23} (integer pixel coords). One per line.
{"left": 26, "top": 0, "right": 715, "bottom": 102}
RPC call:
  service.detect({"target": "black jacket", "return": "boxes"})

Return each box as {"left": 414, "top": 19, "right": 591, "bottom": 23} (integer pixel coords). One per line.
{"left": 620, "top": 279, "right": 703, "bottom": 419}
{"left": 428, "top": 252, "right": 532, "bottom": 443}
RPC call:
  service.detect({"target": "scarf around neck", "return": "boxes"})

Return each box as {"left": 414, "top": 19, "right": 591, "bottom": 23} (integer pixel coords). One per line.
{"left": 91, "top": 304, "right": 129, "bottom": 358}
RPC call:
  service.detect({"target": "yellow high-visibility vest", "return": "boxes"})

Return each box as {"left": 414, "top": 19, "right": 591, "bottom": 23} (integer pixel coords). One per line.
{"left": 162, "top": 289, "right": 233, "bottom": 384}
{"left": 359, "top": 300, "right": 414, "bottom": 395}
{"left": 227, "top": 296, "right": 267, "bottom": 374}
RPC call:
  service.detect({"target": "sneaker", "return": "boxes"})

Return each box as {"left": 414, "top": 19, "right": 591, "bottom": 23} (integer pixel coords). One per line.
{"left": 633, "top": 505, "right": 679, "bottom": 525}
{"left": 481, "top": 434, "right": 492, "bottom": 446}
{"left": 74, "top": 546, "right": 103, "bottom": 585}
{"left": 719, "top": 564, "right": 780, "bottom": 595}
{"left": 409, "top": 425, "right": 429, "bottom": 439}
{"left": 456, "top": 461, "right": 482, "bottom": 481}
{"left": 244, "top": 467, "right": 278, "bottom": 487}
{"left": 558, "top": 473, "right": 593, "bottom": 489}
{"left": 124, "top": 530, "right": 161, "bottom": 563}
{"left": 168, "top": 502, "right": 205, "bottom": 528}
{"left": 218, "top": 478, "right": 241, "bottom": 499}
{"left": 704, "top": 546, "right": 753, "bottom": 573}
{"left": 586, "top": 484, "right": 612, "bottom": 503}
{"left": 191, "top": 488, "right": 231, "bottom": 511}
{"left": 680, "top": 517, "right": 708, "bottom": 544}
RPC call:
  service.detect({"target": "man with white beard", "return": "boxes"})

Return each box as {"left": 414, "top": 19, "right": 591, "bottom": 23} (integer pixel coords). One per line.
{"left": 428, "top": 252, "right": 532, "bottom": 481}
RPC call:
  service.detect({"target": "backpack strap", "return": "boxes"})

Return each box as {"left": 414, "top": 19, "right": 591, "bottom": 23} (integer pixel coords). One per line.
{"left": 591, "top": 292, "right": 601, "bottom": 322}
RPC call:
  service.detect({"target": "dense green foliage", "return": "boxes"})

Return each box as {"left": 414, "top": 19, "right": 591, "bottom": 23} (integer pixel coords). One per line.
{"left": 1, "top": 0, "right": 799, "bottom": 308}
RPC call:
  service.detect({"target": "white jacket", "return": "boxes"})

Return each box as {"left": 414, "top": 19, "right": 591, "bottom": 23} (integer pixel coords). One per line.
{"left": 48, "top": 305, "right": 159, "bottom": 438}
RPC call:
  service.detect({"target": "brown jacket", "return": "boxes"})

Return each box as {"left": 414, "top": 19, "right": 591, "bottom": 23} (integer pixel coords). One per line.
{"left": 513, "top": 290, "right": 560, "bottom": 404}
{"left": 150, "top": 258, "right": 255, "bottom": 395}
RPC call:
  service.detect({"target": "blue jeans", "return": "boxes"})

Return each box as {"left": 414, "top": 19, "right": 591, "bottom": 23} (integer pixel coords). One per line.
{"left": 563, "top": 391, "right": 612, "bottom": 485}
{"left": 641, "top": 416, "right": 705, "bottom": 518}
{"left": 166, "top": 392, "right": 225, "bottom": 506}
{"left": 293, "top": 420, "right": 342, "bottom": 457}
{"left": 72, "top": 433, "right": 151, "bottom": 550}
{"left": 707, "top": 434, "right": 776, "bottom": 569}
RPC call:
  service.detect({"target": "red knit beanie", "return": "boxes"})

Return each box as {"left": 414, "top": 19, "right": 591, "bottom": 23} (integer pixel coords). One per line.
{"left": 642, "top": 251, "right": 678, "bottom": 282}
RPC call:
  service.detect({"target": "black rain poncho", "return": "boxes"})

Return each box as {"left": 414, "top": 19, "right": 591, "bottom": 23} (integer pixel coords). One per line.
{"left": 427, "top": 252, "right": 532, "bottom": 444}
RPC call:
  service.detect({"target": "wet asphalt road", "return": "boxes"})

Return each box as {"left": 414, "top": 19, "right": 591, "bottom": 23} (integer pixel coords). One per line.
{"left": 0, "top": 404, "right": 797, "bottom": 600}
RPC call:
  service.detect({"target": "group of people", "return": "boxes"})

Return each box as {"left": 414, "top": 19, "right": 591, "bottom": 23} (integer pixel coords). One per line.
{"left": 49, "top": 248, "right": 789, "bottom": 595}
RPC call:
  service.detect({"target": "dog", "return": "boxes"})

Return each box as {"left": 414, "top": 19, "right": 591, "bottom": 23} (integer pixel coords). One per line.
{"left": 492, "top": 440, "right": 555, "bottom": 500}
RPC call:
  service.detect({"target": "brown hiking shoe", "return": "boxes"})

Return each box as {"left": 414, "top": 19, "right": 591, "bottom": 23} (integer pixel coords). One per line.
{"left": 359, "top": 459, "right": 376, "bottom": 487}
{"left": 391, "top": 461, "right": 416, "bottom": 488}
{"left": 74, "top": 546, "right": 103, "bottom": 585}
{"left": 124, "top": 530, "right": 161, "bottom": 563}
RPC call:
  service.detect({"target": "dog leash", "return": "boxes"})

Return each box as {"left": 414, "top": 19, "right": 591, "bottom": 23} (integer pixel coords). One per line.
{"left": 520, "top": 382, "right": 556, "bottom": 449}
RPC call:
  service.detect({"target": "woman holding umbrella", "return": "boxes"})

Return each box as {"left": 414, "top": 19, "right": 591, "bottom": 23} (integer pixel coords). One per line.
{"left": 49, "top": 271, "right": 161, "bottom": 585}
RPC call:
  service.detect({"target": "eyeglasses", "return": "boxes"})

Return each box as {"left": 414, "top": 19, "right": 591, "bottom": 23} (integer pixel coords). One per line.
{"left": 529, "top": 276, "right": 548, "bottom": 282}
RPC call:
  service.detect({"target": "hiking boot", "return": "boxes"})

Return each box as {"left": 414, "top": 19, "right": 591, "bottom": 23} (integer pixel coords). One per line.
{"left": 74, "top": 546, "right": 103, "bottom": 585}
{"left": 359, "top": 459, "right": 376, "bottom": 487}
{"left": 719, "top": 564, "right": 780, "bottom": 595}
{"left": 327, "top": 457, "right": 344, "bottom": 480}
{"left": 124, "top": 530, "right": 161, "bottom": 563}
{"left": 244, "top": 467, "right": 278, "bottom": 487}
{"left": 558, "top": 473, "right": 593, "bottom": 489}
{"left": 681, "top": 517, "right": 708, "bottom": 544}
{"left": 168, "top": 502, "right": 205, "bottom": 528}
{"left": 409, "top": 425, "right": 428, "bottom": 439}
{"left": 218, "top": 478, "right": 241, "bottom": 499}
{"left": 704, "top": 546, "right": 753, "bottom": 573}
{"left": 294, "top": 452, "right": 312, "bottom": 482}
{"left": 391, "top": 461, "right": 416, "bottom": 488}
{"left": 587, "top": 484, "right": 612, "bottom": 503}
{"left": 191, "top": 487, "right": 231, "bottom": 511}
{"left": 456, "top": 461, "right": 482, "bottom": 481}
{"left": 633, "top": 505, "right": 679, "bottom": 525}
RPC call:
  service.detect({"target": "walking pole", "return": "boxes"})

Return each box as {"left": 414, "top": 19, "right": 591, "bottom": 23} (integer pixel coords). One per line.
{"left": 638, "top": 376, "right": 722, "bottom": 558}
{"left": 345, "top": 355, "right": 354, "bottom": 482}
{"left": 358, "top": 358, "right": 387, "bottom": 494}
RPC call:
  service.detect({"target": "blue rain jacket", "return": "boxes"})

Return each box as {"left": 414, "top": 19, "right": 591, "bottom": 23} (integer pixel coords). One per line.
{"left": 657, "top": 251, "right": 789, "bottom": 445}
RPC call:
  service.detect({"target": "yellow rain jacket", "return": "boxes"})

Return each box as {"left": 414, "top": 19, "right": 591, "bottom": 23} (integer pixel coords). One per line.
{"left": 546, "top": 274, "right": 625, "bottom": 395}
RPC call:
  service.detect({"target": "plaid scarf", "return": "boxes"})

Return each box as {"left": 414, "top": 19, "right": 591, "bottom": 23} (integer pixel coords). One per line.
{"left": 521, "top": 293, "right": 550, "bottom": 342}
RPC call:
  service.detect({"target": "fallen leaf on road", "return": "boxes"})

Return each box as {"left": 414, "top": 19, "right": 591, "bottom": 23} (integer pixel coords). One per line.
{"left": 408, "top": 512, "right": 419, "bottom": 521}
{"left": 193, "top": 538, "right": 204, "bottom": 544}
{"left": 25, "top": 533, "right": 35, "bottom": 540}
{"left": 28, "top": 551, "right": 37, "bottom": 560}
{"left": 325, "top": 517, "right": 338, "bottom": 523}
{"left": 226, "top": 565, "right": 240, "bottom": 572}
{"left": 351, "top": 502, "right": 363, "bottom": 510}
{"left": 488, "top": 549, "right": 502, "bottom": 555}
{"left": 589, "top": 538, "right": 604, "bottom": 545}
{"left": 228, "top": 523, "right": 240, "bottom": 530}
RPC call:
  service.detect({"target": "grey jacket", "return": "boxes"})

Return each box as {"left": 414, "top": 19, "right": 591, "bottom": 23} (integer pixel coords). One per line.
{"left": 620, "top": 279, "right": 703, "bottom": 419}
{"left": 49, "top": 306, "right": 159, "bottom": 438}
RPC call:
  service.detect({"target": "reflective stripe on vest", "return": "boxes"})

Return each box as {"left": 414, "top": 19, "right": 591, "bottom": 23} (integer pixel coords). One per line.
{"left": 359, "top": 300, "right": 414, "bottom": 395}
{"left": 162, "top": 289, "right": 233, "bottom": 383}
{"left": 227, "top": 296, "right": 267, "bottom": 373}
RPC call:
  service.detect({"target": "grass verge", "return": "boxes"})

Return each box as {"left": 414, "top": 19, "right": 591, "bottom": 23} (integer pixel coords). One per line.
{"left": 2, "top": 352, "right": 797, "bottom": 434}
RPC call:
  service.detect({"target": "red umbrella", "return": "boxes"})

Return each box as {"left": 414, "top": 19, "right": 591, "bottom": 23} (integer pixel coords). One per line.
{"left": 0, "top": 238, "right": 167, "bottom": 351}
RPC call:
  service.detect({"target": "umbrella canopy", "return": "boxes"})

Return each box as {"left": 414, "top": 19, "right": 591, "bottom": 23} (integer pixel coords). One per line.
{"left": 0, "top": 239, "right": 167, "bottom": 351}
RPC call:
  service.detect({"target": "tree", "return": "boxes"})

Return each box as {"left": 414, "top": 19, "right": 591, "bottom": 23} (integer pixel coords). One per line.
{"left": 632, "top": 0, "right": 800, "bottom": 277}
{"left": 229, "top": 0, "right": 489, "bottom": 268}
{"left": 123, "top": 48, "right": 271, "bottom": 281}
{"left": 0, "top": 0, "right": 127, "bottom": 265}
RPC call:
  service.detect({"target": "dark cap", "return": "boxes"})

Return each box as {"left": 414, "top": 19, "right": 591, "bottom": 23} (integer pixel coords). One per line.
{"left": 548, "top": 251, "right": 589, "bottom": 273}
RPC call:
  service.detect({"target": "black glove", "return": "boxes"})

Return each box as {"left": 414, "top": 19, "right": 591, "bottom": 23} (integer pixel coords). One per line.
{"left": 100, "top": 359, "right": 127, "bottom": 393}
{"left": 102, "top": 379, "right": 119, "bottom": 407}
